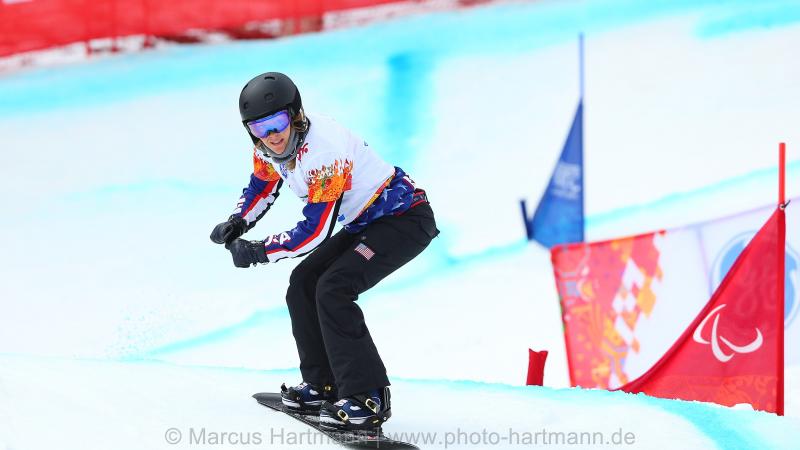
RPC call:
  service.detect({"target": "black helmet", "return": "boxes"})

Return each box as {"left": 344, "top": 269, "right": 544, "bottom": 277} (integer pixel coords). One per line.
{"left": 239, "top": 72, "right": 305, "bottom": 164}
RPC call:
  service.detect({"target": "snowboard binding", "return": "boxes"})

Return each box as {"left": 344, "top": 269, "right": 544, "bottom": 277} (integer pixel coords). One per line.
{"left": 319, "top": 387, "right": 392, "bottom": 431}
{"left": 280, "top": 382, "right": 336, "bottom": 414}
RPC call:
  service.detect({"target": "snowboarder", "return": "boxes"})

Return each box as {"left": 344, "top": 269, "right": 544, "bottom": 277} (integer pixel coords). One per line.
{"left": 210, "top": 72, "right": 438, "bottom": 430}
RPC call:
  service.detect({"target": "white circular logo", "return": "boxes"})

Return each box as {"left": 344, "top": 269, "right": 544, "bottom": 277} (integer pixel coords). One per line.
{"left": 710, "top": 232, "right": 799, "bottom": 328}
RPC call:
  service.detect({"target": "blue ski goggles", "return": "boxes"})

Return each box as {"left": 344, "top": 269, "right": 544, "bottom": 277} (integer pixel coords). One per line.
{"left": 246, "top": 110, "right": 291, "bottom": 138}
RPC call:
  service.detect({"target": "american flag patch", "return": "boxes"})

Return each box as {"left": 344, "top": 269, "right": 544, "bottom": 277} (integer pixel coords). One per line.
{"left": 354, "top": 243, "right": 375, "bottom": 261}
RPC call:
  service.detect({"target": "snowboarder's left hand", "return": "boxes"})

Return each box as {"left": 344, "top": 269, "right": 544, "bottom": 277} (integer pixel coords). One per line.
{"left": 227, "top": 238, "right": 269, "bottom": 268}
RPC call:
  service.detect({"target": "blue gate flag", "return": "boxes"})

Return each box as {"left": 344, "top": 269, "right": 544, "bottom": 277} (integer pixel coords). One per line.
{"left": 521, "top": 101, "right": 584, "bottom": 248}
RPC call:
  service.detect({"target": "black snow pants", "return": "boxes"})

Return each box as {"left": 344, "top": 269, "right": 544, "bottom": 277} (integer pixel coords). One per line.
{"left": 285, "top": 201, "right": 438, "bottom": 397}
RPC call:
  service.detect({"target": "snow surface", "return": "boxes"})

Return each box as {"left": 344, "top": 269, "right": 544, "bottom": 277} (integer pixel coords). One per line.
{"left": 1, "top": 0, "right": 800, "bottom": 448}
{"left": 1, "top": 355, "right": 798, "bottom": 450}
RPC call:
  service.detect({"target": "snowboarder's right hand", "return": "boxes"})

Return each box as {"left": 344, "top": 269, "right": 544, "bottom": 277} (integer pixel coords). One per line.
{"left": 210, "top": 216, "right": 247, "bottom": 245}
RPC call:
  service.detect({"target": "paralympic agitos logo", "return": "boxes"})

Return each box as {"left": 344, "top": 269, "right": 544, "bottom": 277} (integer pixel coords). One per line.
{"left": 693, "top": 304, "right": 763, "bottom": 363}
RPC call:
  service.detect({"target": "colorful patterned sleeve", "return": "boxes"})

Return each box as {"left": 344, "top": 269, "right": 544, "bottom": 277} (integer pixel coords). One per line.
{"left": 231, "top": 149, "right": 283, "bottom": 227}
{"left": 262, "top": 153, "right": 353, "bottom": 263}
{"left": 263, "top": 199, "right": 342, "bottom": 263}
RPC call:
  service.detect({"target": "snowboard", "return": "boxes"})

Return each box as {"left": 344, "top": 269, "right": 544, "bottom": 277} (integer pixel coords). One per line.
{"left": 253, "top": 392, "right": 418, "bottom": 449}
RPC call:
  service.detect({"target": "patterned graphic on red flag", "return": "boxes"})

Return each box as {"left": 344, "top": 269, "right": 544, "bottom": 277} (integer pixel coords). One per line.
{"left": 618, "top": 208, "right": 784, "bottom": 414}
{"left": 551, "top": 231, "right": 664, "bottom": 389}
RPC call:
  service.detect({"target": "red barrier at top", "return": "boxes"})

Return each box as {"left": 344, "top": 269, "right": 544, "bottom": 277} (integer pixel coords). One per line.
{"left": 0, "top": 0, "right": 404, "bottom": 57}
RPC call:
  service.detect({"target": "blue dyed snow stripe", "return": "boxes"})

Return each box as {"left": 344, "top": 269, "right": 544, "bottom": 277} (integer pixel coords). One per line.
{"left": 696, "top": 1, "right": 800, "bottom": 38}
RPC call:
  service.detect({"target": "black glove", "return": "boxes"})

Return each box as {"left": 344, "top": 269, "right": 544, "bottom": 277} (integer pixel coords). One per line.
{"left": 227, "top": 238, "right": 269, "bottom": 268}
{"left": 210, "top": 215, "right": 247, "bottom": 245}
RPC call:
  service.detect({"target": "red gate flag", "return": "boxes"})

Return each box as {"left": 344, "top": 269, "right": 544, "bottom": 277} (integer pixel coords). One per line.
{"left": 618, "top": 207, "right": 785, "bottom": 414}
{"left": 526, "top": 349, "right": 548, "bottom": 386}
